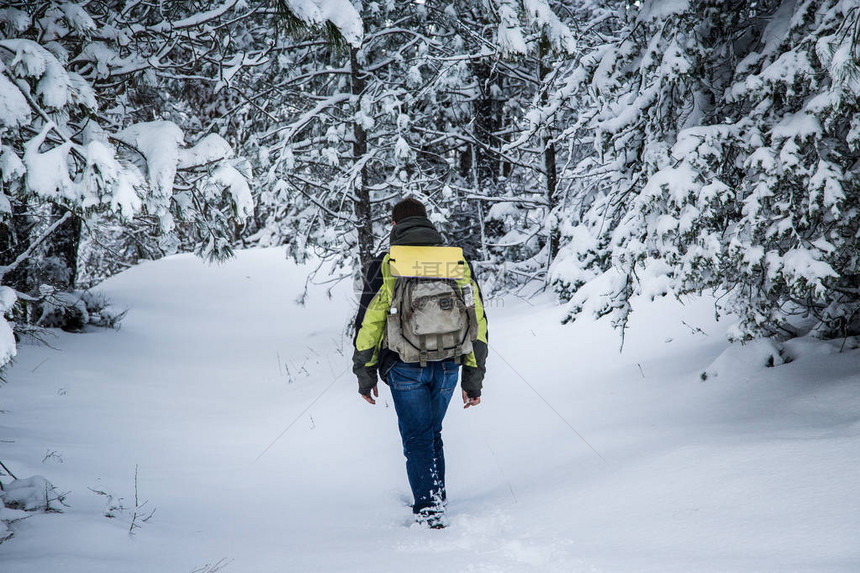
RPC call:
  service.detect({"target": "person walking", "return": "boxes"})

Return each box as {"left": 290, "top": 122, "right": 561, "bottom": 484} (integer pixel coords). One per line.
{"left": 352, "top": 197, "right": 488, "bottom": 528}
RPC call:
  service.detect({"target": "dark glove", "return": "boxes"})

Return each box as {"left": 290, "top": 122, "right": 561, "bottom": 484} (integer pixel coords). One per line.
{"left": 461, "top": 340, "right": 487, "bottom": 398}
{"left": 356, "top": 367, "right": 378, "bottom": 395}
{"left": 353, "top": 348, "right": 378, "bottom": 395}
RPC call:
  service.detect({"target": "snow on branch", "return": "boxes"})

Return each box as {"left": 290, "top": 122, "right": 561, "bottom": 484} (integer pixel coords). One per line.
{"left": 139, "top": 0, "right": 243, "bottom": 33}
{"left": 279, "top": 0, "right": 363, "bottom": 47}
{"left": 263, "top": 93, "right": 352, "bottom": 142}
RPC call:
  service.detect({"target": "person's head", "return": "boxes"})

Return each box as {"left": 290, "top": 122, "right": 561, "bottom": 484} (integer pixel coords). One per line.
{"left": 392, "top": 197, "right": 427, "bottom": 224}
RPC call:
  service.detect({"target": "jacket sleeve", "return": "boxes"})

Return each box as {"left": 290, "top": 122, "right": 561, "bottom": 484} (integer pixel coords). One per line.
{"left": 353, "top": 257, "right": 384, "bottom": 337}
{"left": 352, "top": 256, "right": 388, "bottom": 395}
{"left": 461, "top": 260, "right": 488, "bottom": 398}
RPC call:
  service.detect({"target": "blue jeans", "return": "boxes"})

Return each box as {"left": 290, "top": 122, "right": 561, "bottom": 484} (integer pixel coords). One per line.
{"left": 387, "top": 360, "right": 459, "bottom": 514}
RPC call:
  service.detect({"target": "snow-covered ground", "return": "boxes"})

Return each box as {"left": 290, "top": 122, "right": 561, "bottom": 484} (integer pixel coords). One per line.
{"left": 1, "top": 248, "right": 858, "bottom": 572}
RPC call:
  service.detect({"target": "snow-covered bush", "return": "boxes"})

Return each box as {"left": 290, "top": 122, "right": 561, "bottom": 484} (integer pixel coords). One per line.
{"left": 35, "top": 287, "right": 125, "bottom": 331}
{"left": 0, "top": 475, "right": 63, "bottom": 512}
{"left": 0, "top": 474, "right": 65, "bottom": 544}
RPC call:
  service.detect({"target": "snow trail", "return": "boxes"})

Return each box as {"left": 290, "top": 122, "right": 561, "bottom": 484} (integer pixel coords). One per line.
{"left": 1, "top": 248, "right": 859, "bottom": 572}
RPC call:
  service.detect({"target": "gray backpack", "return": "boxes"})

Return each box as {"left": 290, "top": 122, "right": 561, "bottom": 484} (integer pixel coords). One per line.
{"left": 385, "top": 269, "right": 478, "bottom": 366}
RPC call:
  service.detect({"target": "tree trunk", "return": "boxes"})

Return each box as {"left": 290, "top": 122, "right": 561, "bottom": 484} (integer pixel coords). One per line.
{"left": 471, "top": 59, "right": 502, "bottom": 186}
{"left": 539, "top": 36, "right": 560, "bottom": 262}
{"left": 351, "top": 46, "right": 374, "bottom": 268}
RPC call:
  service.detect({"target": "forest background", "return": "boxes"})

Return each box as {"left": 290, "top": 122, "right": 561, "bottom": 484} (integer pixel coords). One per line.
{"left": 1, "top": 0, "right": 859, "bottom": 370}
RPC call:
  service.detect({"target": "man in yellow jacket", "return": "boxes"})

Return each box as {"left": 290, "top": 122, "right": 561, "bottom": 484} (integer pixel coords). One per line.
{"left": 352, "top": 198, "right": 488, "bottom": 528}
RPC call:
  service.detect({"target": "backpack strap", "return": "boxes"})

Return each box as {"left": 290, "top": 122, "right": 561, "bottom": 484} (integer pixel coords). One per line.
{"left": 419, "top": 335, "right": 429, "bottom": 367}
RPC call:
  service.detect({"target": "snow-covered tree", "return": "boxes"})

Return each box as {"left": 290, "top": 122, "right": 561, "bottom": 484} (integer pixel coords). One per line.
{"left": 551, "top": 0, "right": 860, "bottom": 342}
{"left": 255, "top": 1, "right": 472, "bottom": 273}
{"left": 488, "top": 0, "right": 587, "bottom": 284}
{"left": 0, "top": 2, "right": 255, "bottom": 366}
{"left": 371, "top": 0, "right": 580, "bottom": 291}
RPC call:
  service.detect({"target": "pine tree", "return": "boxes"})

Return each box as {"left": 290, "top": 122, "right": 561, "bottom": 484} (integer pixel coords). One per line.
{"left": 0, "top": 1, "right": 255, "bottom": 363}
{"left": 550, "top": 0, "right": 860, "bottom": 342}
